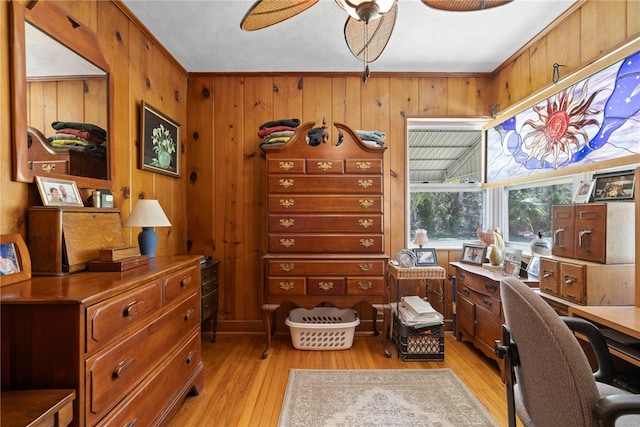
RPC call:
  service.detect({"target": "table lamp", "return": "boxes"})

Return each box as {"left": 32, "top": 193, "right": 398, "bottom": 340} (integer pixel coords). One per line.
{"left": 413, "top": 229, "right": 428, "bottom": 248}
{"left": 123, "top": 199, "right": 171, "bottom": 258}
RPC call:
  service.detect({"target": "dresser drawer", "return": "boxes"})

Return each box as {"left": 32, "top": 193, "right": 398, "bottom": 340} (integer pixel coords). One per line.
{"left": 266, "top": 259, "right": 386, "bottom": 276}
{"left": 267, "top": 277, "right": 306, "bottom": 295}
{"left": 85, "top": 294, "right": 200, "bottom": 424}
{"left": 267, "top": 159, "right": 305, "bottom": 174}
{"left": 560, "top": 262, "right": 586, "bottom": 304}
{"left": 539, "top": 258, "right": 560, "bottom": 295}
{"left": 86, "top": 280, "right": 162, "bottom": 354}
{"left": 305, "top": 159, "right": 345, "bottom": 174}
{"left": 201, "top": 262, "right": 219, "bottom": 283}
{"left": 268, "top": 195, "right": 383, "bottom": 213}
{"left": 268, "top": 175, "right": 382, "bottom": 194}
{"left": 459, "top": 286, "right": 501, "bottom": 317}
{"left": 202, "top": 289, "right": 218, "bottom": 320}
{"left": 307, "top": 277, "right": 346, "bottom": 296}
{"left": 268, "top": 214, "right": 383, "bottom": 233}
{"left": 345, "top": 159, "right": 383, "bottom": 174}
{"left": 96, "top": 331, "right": 201, "bottom": 427}
{"left": 458, "top": 271, "right": 500, "bottom": 298}
{"left": 163, "top": 265, "right": 200, "bottom": 304}
{"left": 268, "top": 234, "right": 384, "bottom": 253}
{"left": 347, "top": 277, "right": 384, "bottom": 296}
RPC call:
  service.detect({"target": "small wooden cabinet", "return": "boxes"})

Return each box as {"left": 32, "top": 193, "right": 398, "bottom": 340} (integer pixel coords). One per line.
{"left": 452, "top": 262, "right": 538, "bottom": 372}
{"left": 200, "top": 257, "right": 220, "bottom": 342}
{"left": 261, "top": 121, "right": 390, "bottom": 358}
{"left": 1, "top": 256, "right": 204, "bottom": 427}
{"left": 552, "top": 203, "right": 634, "bottom": 264}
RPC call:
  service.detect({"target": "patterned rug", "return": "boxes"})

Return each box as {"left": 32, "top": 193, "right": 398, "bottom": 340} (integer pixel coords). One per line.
{"left": 278, "top": 369, "right": 498, "bottom": 427}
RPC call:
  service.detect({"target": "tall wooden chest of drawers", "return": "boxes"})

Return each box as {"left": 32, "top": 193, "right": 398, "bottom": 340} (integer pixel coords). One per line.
{"left": 261, "top": 121, "right": 390, "bottom": 358}
{"left": 1, "top": 256, "right": 204, "bottom": 427}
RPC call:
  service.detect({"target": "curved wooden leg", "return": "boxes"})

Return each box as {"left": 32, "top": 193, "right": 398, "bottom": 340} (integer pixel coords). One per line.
{"left": 261, "top": 304, "right": 279, "bottom": 359}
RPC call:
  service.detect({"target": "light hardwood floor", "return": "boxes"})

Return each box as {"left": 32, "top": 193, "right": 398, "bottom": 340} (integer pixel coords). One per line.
{"left": 168, "top": 330, "right": 517, "bottom": 426}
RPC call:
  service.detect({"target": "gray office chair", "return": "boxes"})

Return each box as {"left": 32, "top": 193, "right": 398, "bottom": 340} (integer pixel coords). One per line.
{"left": 495, "top": 276, "right": 640, "bottom": 427}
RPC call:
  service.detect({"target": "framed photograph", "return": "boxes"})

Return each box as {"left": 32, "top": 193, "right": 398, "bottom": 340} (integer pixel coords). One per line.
{"left": 0, "top": 234, "right": 31, "bottom": 286}
{"left": 460, "top": 243, "right": 486, "bottom": 266}
{"left": 503, "top": 248, "right": 523, "bottom": 278}
{"left": 592, "top": 170, "right": 635, "bottom": 201}
{"left": 573, "top": 180, "right": 595, "bottom": 203}
{"left": 414, "top": 248, "right": 438, "bottom": 266}
{"left": 35, "top": 176, "right": 83, "bottom": 207}
{"left": 140, "top": 101, "right": 181, "bottom": 178}
{"left": 526, "top": 255, "right": 541, "bottom": 278}
{"left": 396, "top": 249, "right": 416, "bottom": 268}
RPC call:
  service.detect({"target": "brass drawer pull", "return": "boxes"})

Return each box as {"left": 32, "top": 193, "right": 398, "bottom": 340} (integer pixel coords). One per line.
{"left": 113, "top": 357, "right": 134, "bottom": 379}
{"left": 358, "top": 219, "right": 373, "bottom": 228}
{"left": 359, "top": 199, "right": 374, "bottom": 208}
{"left": 356, "top": 161, "right": 371, "bottom": 170}
{"left": 123, "top": 300, "right": 143, "bottom": 317}
{"left": 358, "top": 179, "right": 373, "bottom": 188}
{"left": 543, "top": 270, "right": 553, "bottom": 279}
{"left": 184, "top": 308, "right": 196, "bottom": 321}
{"left": 578, "top": 228, "right": 592, "bottom": 252}
{"left": 279, "top": 281, "right": 295, "bottom": 291}
{"left": 318, "top": 281, "right": 334, "bottom": 291}
{"left": 483, "top": 298, "right": 492, "bottom": 307}
{"left": 279, "top": 161, "right": 294, "bottom": 171}
{"left": 462, "top": 288, "right": 470, "bottom": 296}
{"left": 317, "top": 161, "right": 333, "bottom": 171}
{"left": 564, "top": 275, "right": 577, "bottom": 285}
{"left": 358, "top": 281, "right": 373, "bottom": 290}
{"left": 280, "top": 238, "right": 295, "bottom": 248}
{"left": 279, "top": 178, "right": 294, "bottom": 188}
{"left": 358, "top": 263, "right": 372, "bottom": 271}
{"left": 360, "top": 239, "right": 374, "bottom": 248}
{"left": 279, "top": 199, "right": 294, "bottom": 208}
{"left": 280, "top": 263, "right": 294, "bottom": 272}
{"left": 280, "top": 218, "right": 294, "bottom": 228}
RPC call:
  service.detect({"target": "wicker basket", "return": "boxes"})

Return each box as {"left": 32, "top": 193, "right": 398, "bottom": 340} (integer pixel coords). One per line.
{"left": 392, "top": 312, "right": 444, "bottom": 361}
{"left": 285, "top": 307, "right": 360, "bottom": 350}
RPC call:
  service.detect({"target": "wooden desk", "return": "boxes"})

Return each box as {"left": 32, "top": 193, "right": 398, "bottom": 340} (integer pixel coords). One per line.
{"left": 1, "top": 389, "right": 75, "bottom": 427}
{"left": 569, "top": 305, "right": 640, "bottom": 368}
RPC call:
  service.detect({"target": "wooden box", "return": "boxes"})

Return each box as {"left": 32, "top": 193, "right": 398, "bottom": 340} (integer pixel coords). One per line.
{"left": 28, "top": 207, "right": 125, "bottom": 275}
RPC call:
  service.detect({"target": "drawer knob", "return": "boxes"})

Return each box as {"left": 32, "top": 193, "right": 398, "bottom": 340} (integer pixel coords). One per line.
{"left": 113, "top": 357, "right": 134, "bottom": 379}
{"left": 358, "top": 263, "right": 372, "bottom": 271}
{"left": 123, "top": 300, "right": 143, "bottom": 318}
{"left": 279, "top": 281, "right": 295, "bottom": 291}
{"left": 358, "top": 281, "right": 373, "bottom": 290}
{"left": 360, "top": 239, "right": 374, "bottom": 248}
{"left": 485, "top": 283, "right": 498, "bottom": 292}
{"left": 462, "top": 288, "right": 470, "bottom": 296}
{"left": 483, "top": 298, "right": 492, "bottom": 307}
{"left": 279, "top": 178, "right": 294, "bottom": 188}
{"left": 359, "top": 199, "right": 374, "bottom": 208}
{"left": 318, "top": 281, "right": 334, "bottom": 291}
{"left": 181, "top": 276, "right": 192, "bottom": 288}
{"left": 358, "top": 179, "right": 373, "bottom": 189}
{"left": 280, "top": 263, "right": 294, "bottom": 272}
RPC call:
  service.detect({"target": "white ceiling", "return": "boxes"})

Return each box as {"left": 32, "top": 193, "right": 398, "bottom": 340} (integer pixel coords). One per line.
{"left": 122, "top": 0, "right": 577, "bottom": 74}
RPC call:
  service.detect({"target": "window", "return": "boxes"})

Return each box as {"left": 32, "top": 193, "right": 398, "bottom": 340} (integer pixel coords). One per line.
{"left": 406, "top": 118, "right": 486, "bottom": 245}
{"left": 410, "top": 183, "right": 483, "bottom": 245}
{"left": 506, "top": 179, "right": 573, "bottom": 244}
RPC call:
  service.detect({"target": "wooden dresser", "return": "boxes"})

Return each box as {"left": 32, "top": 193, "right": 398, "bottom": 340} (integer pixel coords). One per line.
{"left": 1, "top": 256, "right": 204, "bottom": 427}
{"left": 261, "top": 121, "right": 390, "bottom": 358}
{"left": 452, "top": 261, "right": 538, "bottom": 372}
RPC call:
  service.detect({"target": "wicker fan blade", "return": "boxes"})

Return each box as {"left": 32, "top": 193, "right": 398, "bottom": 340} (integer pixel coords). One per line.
{"left": 240, "top": 0, "right": 319, "bottom": 31}
{"left": 344, "top": 3, "right": 397, "bottom": 63}
{"left": 421, "top": 0, "right": 512, "bottom": 11}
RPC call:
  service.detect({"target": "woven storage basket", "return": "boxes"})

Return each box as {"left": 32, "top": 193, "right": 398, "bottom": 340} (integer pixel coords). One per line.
{"left": 392, "top": 312, "right": 444, "bottom": 361}
{"left": 285, "top": 307, "right": 360, "bottom": 350}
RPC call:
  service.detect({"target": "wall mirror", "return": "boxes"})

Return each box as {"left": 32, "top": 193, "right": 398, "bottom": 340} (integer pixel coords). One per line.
{"left": 11, "top": 1, "right": 113, "bottom": 188}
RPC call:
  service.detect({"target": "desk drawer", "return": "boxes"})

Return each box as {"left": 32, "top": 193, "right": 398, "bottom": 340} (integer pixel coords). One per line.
{"left": 560, "top": 262, "right": 586, "bottom": 304}
{"left": 268, "top": 176, "right": 382, "bottom": 194}
{"left": 85, "top": 294, "right": 199, "bottom": 424}
{"left": 460, "top": 286, "right": 501, "bottom": 317}
{"left": 459, "top": 272, "right": 500, "bottom": 298}
{"left": 268, "top": 195, "right": 383, "bottom": 213}
{"left": 86, "top": 280, "right": 161, "bottom": 354}
{"left": 539, "top": 258, "right": 560, "bottom": 295}
{"left": 202, "top": 289, "right": 218, "bottom": 320}
{"left": 163, "top": 265, "right": 199, "bottom": 304}
{"left": 266, "top": 259, "right": 386, "bottom": 276}
{"left": 267, "top": 278, "right": 306, "bottom": 296}
{"left": 347, "top": 277, "right": 384, "bottom": 296}
{"left": 307, "top": 277, "right": 346, "bottom": 296}
{"left": 268, "top": 234, "right": 383, "bottom": 253}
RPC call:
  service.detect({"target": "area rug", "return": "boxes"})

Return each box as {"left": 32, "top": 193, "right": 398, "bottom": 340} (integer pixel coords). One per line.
{"left": 278, "top": 369, "right": 498, "bottom": 427}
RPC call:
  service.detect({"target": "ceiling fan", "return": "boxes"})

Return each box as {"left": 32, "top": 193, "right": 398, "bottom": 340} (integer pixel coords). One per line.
{"left": 240, "top": 0, "right": 513, "bottom": 82}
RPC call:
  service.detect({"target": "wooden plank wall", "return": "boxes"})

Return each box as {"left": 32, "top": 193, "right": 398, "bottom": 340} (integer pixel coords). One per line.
{"left": 1, "top": 1, "right": 637, "bottom": 332}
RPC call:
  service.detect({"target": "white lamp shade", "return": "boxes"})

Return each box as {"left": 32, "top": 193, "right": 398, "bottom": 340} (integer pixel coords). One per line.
{"left": 123, "top": 199, "right": 171, "bottom": 227}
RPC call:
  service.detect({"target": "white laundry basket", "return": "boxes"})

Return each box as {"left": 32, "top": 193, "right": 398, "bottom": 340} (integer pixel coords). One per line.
{"left": 285, "top": 307, "right": 360, "bottom": 350}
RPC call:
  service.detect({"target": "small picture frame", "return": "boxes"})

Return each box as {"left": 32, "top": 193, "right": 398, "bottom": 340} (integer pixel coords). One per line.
{"left": 592, "top": 170, "right": 635, "bottom": 201}
{"left": 0, "top": 234, "right": 31, "bottom": 286}
{"left": 526, "top": 255, "right": 541, "bottom": 278}
{"left": 35, "top": 176, "right": 84, "bottom": 207}
{"left": 460, "top": 243, "right": 486, "bottom": 266}
{"left": 503, "top": 248, "right": 523, "bottom": 278}
{"left": 573, "top": 180, "right": 595, "bottom": 203}
{"left": 396, "top": 249, "right": 416, "bottom": 268}
{"left": 414, "top": 248, "right": 438, "bottom": 266}
{"left": 140, "top": 101, "right": 181, "bottom": 178}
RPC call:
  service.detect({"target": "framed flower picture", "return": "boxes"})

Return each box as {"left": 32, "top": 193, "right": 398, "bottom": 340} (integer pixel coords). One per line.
{"left": 140, "top": 101, "right": 181, "bottom": 178}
